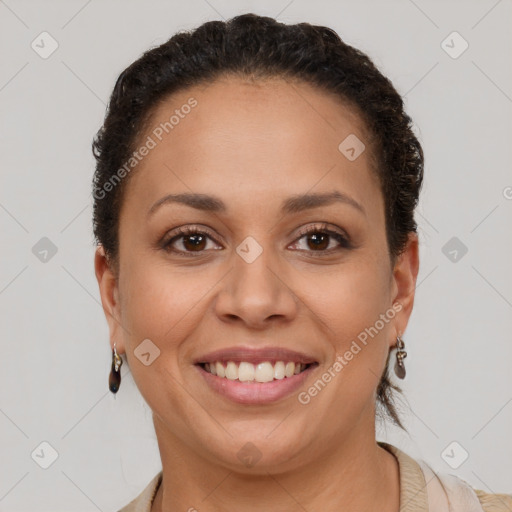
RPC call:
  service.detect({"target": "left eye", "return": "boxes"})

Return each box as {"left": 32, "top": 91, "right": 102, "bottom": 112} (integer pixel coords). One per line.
{"left": 290, "top": 227, "right": 350, "bottom": 253}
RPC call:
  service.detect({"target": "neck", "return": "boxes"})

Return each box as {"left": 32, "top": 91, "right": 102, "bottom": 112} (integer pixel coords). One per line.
{"left": 151, "top": 415, "right": 400, "bottom": 512}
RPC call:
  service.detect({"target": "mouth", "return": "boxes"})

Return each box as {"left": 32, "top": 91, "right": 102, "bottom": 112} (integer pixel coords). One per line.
{"left": 196, "top": 360, "right": 318, "bottom": 383}
{"left": 194, "top": 356, "right": 319, "bottom": 404}
{"left": 193, "top": 346, "right": 320, "bottom": 404}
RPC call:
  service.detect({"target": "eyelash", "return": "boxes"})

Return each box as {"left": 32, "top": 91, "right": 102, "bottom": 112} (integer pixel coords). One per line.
{"left": 161, "top": 223, "right": 351, "bottom": 257}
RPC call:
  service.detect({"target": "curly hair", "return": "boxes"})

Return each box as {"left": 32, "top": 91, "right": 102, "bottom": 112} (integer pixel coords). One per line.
{"left": 92, "top": 13, "right": 423, "bottom": 430}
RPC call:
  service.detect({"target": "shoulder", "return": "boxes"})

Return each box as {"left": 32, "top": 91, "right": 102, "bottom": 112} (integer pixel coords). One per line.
{"left": 117, "top": 471, "right": 163, "bottom": 512}
{"left": 379, "top": 442, "right": 512, "bottom": 512}
{"left": 473, "top": 488, "right": 512, "bottom": 512}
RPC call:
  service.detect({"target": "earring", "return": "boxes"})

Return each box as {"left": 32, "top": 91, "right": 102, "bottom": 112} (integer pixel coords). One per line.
{"left": 109, "top": 342, "right": 123, "bottom": 394}
{"left": 394, "top": 335, "right": 407, "bottom": 379}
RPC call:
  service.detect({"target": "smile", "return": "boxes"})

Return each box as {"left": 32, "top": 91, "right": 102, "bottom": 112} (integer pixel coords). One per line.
{"left": 195, "top": 361, "right": 319, "bottom": 404}
{"left": 199, "top": 360, "right": 313, "bottom": 382}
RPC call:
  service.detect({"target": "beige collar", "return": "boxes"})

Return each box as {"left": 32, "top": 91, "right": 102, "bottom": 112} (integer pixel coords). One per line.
{"left": 379, "top": 441, "right": 429, "bottom": 511}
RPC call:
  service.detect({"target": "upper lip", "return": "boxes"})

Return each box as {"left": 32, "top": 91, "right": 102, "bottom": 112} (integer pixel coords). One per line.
{"left": 193, "top": 346, "right": 318, "bottom": 365}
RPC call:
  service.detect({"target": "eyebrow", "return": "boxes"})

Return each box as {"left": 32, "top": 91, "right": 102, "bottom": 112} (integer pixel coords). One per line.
{"left": 147, "top": 190, "right": 366, "bottom": 218}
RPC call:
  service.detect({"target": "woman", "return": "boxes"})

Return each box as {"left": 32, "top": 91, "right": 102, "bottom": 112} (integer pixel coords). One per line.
{"left": 92, "top": 13, "right": 511, "bottom": 512}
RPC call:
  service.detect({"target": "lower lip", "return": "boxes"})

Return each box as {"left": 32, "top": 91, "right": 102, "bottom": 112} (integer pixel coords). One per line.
{"left": 195, "top": 364, "right": 318, "bottom": 404}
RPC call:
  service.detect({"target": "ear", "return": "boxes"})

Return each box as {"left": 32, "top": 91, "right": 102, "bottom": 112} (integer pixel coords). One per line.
{"left": 389, "top": 232, "right": 420, "bottom": 347}
{"left": 94, "top": 245, "right": 126, "bottom": 354}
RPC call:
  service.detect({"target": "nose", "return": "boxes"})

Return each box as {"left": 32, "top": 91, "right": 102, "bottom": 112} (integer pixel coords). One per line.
{"left": 213, "top": 241, "right": 298, "bottom": 330}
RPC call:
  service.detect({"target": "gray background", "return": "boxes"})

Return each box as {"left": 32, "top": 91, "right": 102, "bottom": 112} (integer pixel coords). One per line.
{"left": 1, "top": 0, "right": 511, "bottom": 510}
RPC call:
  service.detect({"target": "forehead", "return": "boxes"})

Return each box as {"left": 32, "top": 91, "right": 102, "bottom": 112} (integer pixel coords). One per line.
{"left": 121, "top": 76, "right": 380, "bottom": 220}
{"left": 143, "top": 75, "right": 369, "bottom": 153}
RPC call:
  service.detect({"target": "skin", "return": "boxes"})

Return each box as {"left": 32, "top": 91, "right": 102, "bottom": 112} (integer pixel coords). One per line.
{"left": 95, "top": 76, "right": 419, "bottom": 511}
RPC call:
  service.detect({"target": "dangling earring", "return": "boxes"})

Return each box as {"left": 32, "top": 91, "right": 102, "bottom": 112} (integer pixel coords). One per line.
{"left": 109, "top": 342, "right": 123, "bottom": 394}
{"left": 394, "top": 335, "right": 407, "bottom": 379}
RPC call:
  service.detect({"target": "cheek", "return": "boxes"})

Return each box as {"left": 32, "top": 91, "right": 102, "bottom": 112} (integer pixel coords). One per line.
{"left": 118, "top": 264, "right": 207, "bottom": 415}
{"left": 301, "top": 287, "right": 392, "bottom": 421}
{"left": 293, "top": 263, "right": 393, "bottom": 437}
{"left": 314, "top": 258, "right": 392, "bottom": 340}
{"left": 121, "top": 264, "right": 208, "bottom": 347}
{"left": 307, "top": 257, "right": 392, "bottom": 401}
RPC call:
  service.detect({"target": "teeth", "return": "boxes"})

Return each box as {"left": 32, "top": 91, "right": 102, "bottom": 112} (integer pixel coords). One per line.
{"left": 216, "top": 361, "right": 225, "bottom": 378}
{"left": 274, "top": 361, "right": 285, "bottom": 380}
{"left": 225, "top": 361, "right": 238, "bottom": 380}
{"left": 203, "top": 361, "right": 309, "bottom": 381}
{"left": 238, "top": 362, "right": 255, "bottom": 382}
{"left": 255, "top": 362, "right": 274, "bottom": 383}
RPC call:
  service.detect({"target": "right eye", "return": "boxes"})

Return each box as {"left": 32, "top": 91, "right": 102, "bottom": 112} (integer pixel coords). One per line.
{"left": 162, "top": 226, "right": 223, "bottom": 255}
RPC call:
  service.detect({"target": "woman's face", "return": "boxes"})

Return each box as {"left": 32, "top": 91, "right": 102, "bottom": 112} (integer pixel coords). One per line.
{"left": 96, "top": 76, "right": 418, "bottom": 471}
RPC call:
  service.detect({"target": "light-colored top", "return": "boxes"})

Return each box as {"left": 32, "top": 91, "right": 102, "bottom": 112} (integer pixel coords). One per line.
{"left": 117, "top": 442, "right": 512, "bottom": 511}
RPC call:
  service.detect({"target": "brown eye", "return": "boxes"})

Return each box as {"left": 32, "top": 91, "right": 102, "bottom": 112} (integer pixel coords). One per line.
{"left": 163, "top": 226, "right": 221, "bottom": 255}
{"left": 290, "top": 224, "right": 351, "bottom": 254}
{"left": 180, "top": 233, "right": 207, "bottom": 251}
{"left": 304, "top": 232, "right": 330, "bottom": 250}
